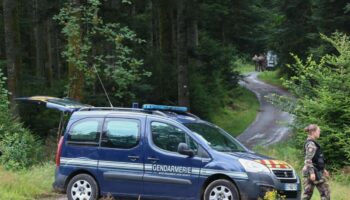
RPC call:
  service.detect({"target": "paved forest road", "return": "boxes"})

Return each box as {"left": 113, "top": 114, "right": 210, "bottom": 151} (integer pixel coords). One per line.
{"left": 237, "top": 72, "right": 293, "bottom": 148}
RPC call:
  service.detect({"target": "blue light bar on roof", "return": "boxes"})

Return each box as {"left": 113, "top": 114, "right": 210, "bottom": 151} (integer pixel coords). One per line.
{"left": 143, "top": 104, "right": 188, "bottom": 113}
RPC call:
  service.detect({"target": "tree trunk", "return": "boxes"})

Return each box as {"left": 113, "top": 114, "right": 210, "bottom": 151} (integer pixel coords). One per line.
{"left": 186, "top": 0, "right": 198, "bottom": 51}
{"left": 222, "top": 23, "right": 226, "bottom": 45}
{"left": 149, "top": 0, "right": 154, "bottom": 51}
{"left": 67, "top": 0, "right": 84, "bottom": 101}
{"left": 33, "top": 0, "right": 46, "bottom": 78}
{"left": 155, "top": 0, "right": 177, "bottom": 102}
{"left": 49, "top": 21, "right": 60, "bottom": 80}
{"left": 55, "top": 32, "right": 62, "bottom": 79}
{"left": 3, "top": 0, "right": 21, "bottom": 110}
{"left": 176, "top": 0, "right": 190, "bottom": 107}
{"left": 46, "top": 19, "right": 54, "bottom": 87}
{"left": 171, "top": 6, "right": 177, "bottom": 60}
{"left": 151, "top": 0, "right": 159, "bottom": 53}
{"left": 158, "top": 0, "right": 173, "bottom": 58}
{"left": 0, "top": 1, "right": 5, "bottom": 60}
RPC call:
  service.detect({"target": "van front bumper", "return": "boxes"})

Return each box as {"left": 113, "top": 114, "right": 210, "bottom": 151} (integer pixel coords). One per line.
{"left": 235, "top": 172, "right": 301, "bottom": 200}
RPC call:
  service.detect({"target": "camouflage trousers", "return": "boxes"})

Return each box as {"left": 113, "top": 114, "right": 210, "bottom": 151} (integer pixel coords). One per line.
{"left": 302, "top": 176, "right": 330, "bottom": 200}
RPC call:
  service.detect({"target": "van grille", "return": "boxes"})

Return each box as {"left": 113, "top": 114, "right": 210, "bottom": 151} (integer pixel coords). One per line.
{"left": 272, "top": 169, "right": 295, "bottom": 179}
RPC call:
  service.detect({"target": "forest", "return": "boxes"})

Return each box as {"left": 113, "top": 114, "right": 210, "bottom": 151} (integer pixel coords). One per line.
{"left": 0, "top": 0, "right": 350, "bottom": 172}
{"left": 1, "top": 0, "right": 350, "bottom": 110}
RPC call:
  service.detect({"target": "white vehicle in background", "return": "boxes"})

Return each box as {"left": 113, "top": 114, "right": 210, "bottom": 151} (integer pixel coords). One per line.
{"left": 266, "top": 50, "right": 278, "bottom": 70}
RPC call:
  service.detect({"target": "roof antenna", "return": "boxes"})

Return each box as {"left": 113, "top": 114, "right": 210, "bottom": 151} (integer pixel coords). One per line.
{"left": 93, "top": 65, "right": 113, "bottom": 107}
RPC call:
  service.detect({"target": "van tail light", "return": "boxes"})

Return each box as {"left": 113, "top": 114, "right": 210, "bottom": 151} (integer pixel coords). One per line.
{"left": 56, "top": 136, "right": 64, "bottom": 167}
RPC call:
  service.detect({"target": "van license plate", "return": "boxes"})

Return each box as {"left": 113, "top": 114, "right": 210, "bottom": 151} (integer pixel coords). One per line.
{"left": 284, "top": 183, "right": 297, "bottom": 191}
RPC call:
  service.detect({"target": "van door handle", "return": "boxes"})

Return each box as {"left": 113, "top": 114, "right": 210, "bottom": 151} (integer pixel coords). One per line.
{"left": 147, "top": 157, "right": 159, "bottom": 163}
{"left": 128, "top": 155, "right": 140, "bottom": 161}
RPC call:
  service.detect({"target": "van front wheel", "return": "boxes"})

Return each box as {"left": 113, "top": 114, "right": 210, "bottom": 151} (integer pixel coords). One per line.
{"left": 67, "top": 174, "right": 99, "bottom": 200}
{"left": 203, "top": 179, "right": 239, "bottom": 200}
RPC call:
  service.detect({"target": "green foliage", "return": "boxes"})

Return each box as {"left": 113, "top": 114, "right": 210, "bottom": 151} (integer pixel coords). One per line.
{"left": 189, "top": 34, "right": 239, "bottom": 118}
{"left": 0, "top": 162, "right": 55, "bottom": 199}
{"left": 263, "top": 190, "right": 286, "bottom": 200}
{"left": 280, "top": 33, "right": 350, "bottom": 167}
{"left": 346, "top": 4, "right": 350, "bottom": 13}
{"left": 0, "top": 69, "right": 43, "bottom": 171}
{"left": 54, "top": 0, "right": 150, "bottom": 103}
{"left": 199, "top": 0, "right": 272, "bottom": 54}
{"left": 0, "top": 69, "right": 10, "bottom": 141}
{"left": 0, "top": 69, "right": 9, "bottom": 125}
{"left": 211, "top": 87, "right": 259, "bottom": 136}
{"left": 258, "top": 70, "right": 285, "bottom": 88}
{"left": 267, "top": 0, "right": 314, "bottom": 76}
{"left": 231, "top": 57, "right": 255, "bottom": 74}
{"left": 266, "top": 0, "right": 350, "bottom": 77}
{"left": 0, "top": 131, "right": 43, "bottom": 171}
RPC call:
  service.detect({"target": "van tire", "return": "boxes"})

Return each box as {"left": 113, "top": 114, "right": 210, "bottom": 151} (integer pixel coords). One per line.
{"left": 203, "top": 179, "right": 239, "bottom": 200}
{"left": 67, "top": 174, "right": 99, "bottom": 200}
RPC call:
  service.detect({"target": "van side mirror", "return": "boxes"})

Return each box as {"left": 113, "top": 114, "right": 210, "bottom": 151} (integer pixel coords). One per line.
{"left": 178, "top": 143, "right": 194, "bottom": 157}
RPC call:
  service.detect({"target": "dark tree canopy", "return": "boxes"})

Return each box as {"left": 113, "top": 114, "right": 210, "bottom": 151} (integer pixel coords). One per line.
{"left": 0, "top": 0, "right": 349, "bottom": 142}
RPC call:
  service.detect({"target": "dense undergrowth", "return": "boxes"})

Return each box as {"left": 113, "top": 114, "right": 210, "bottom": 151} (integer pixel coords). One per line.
{"left": 0, "top": 69, "right": 43, "bottom": 171}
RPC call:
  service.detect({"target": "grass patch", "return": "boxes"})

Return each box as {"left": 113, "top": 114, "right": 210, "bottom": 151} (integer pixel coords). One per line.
{"left": 235, "top": 63, "right": 255, "bottom": 74}
{"left": 255, "top": 142, "right": 350, "bottom": 200}
{"left": 258, "top": 70, "right": 285, "bottom": 88}
{"left": 0, "top": 162, "right": 55, "bottom": 199}
{"left": 211, "top": 86, "right": 259, "bottom": 137}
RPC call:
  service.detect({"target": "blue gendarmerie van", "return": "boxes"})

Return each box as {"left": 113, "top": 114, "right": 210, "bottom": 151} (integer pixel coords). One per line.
{"left": 17, "top": 96, "right": 301, "bottom": 200}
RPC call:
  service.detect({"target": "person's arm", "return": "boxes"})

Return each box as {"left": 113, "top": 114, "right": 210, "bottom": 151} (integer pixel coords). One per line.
{"left": 323, "top": 169, "right": 330, "bottom": 177}
{"left": 305, "top": 141, "right": 317, "bottom": 180}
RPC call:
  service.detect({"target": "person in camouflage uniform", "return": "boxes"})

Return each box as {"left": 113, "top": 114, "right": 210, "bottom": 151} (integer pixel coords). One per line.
{"left": 302, "top": 124, "right": 330, "bottom": 200}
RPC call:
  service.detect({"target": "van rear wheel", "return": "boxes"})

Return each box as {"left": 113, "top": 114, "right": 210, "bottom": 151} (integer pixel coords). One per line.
{"left": 67, "top": 174, "right": 99, "bottom": 200}
{"left": 203, "top": 179, "right": 239, "bottom": 200}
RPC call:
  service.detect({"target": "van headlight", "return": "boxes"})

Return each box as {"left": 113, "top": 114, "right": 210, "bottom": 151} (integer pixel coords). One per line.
{"left": 238, "top": 159, "right": 270, "bottom": 174}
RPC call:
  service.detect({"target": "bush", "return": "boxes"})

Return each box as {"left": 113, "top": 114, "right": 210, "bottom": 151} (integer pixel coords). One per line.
{"left": 0, "top": 69, "right": 9, "bottom": 140}
{"left": 231, "top": 56, "right": 255, "bottom": 74}
{"left": 0, "top": 69, "right": 43, "bottom": 171}
{"left": 263, "top": 190, "right": 286, "bottom": 200}
{"left": 278, "top": 32, "right": 350, "bottom": 168}
{"left": 0, "top": 131, "right": 43, "bottom": 171}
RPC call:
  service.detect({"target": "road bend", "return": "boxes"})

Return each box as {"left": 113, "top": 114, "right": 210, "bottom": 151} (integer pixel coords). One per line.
{"left": 237, "top": 72, "right": 294, "bottom": 148}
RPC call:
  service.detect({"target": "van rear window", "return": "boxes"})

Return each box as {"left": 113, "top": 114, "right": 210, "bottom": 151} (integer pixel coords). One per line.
{"left": 68, "top": 118, "right": 103, "bottom": 144}
{"left": 101, "top": 118, "right": 140, "bottom": 149}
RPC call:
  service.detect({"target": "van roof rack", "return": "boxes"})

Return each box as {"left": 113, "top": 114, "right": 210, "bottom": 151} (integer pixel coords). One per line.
{"left": 78, "top": 106, "right": 199, "bottom": 119}
{"left": 78, "top": 107, "right": 169, "bottom": 117}
{"left": 79, "top": 107, "right": 144, "bottom": 112}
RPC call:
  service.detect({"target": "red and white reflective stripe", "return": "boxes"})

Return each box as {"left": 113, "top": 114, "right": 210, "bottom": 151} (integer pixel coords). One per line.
{"left": 255, "top": 159, "right": 291, "bottom": 169}
{"left": 269, "top": 160, "right": 276, "bottom": 168}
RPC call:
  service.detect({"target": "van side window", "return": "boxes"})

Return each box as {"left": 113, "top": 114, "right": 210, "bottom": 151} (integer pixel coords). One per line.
{"left": 151, "top": 122, "right": 198, "bottom": 154}
{"left": 101, "top": 118, "right": 140, "bottom": 149}
{"left": 68, "top": 118, "right": 102, "bottom": 144}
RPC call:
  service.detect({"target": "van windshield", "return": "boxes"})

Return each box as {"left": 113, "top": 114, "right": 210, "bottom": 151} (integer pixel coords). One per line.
{"left": 184, "top": 123, "right": 246, "bottom": 153}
